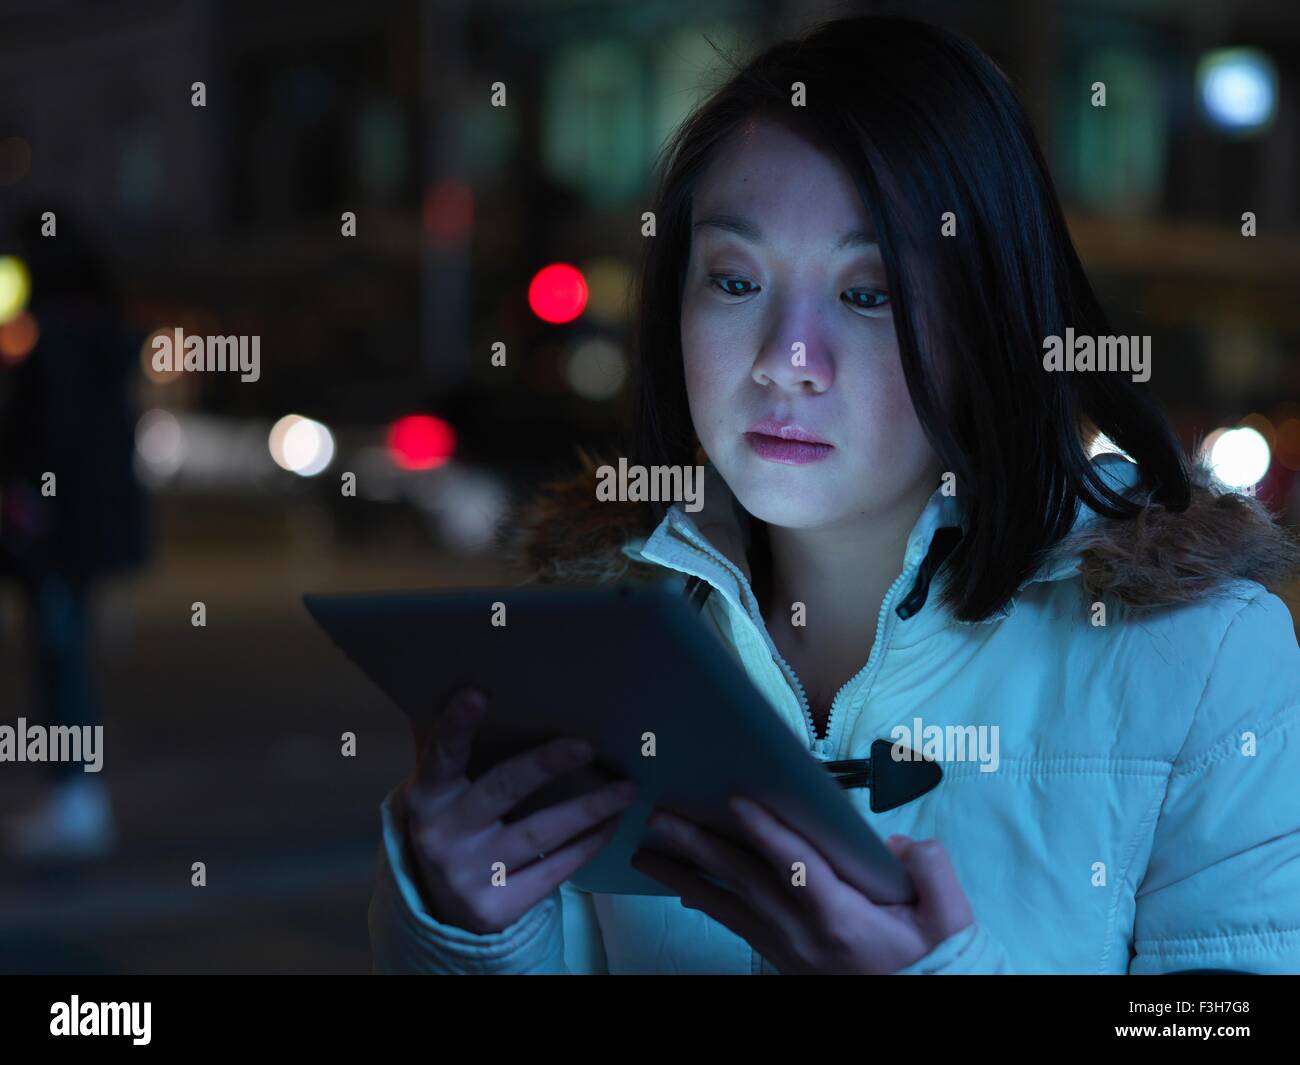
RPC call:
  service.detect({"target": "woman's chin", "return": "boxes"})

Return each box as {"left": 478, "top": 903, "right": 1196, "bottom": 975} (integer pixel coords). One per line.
{"left": 726, "top": 471, "right": 847, "bottom": 529}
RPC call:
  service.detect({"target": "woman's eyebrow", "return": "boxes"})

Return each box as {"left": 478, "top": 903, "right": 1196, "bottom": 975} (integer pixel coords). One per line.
{"left": 692, "top": 213, "right": 878, "bottom": 250}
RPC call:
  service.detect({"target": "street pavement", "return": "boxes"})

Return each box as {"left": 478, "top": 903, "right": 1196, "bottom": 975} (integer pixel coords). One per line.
{"left": 0, "top": 525, "right": 506, "bottom": 974}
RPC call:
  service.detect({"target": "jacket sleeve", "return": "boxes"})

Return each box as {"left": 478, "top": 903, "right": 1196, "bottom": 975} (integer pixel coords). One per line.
{"left": 892, "top": 921, "right": 1014, "bottom": 974}
{"left": 1128, "top": 589, "right": 1300, "bottom": 975}
{"left": 368, "top": 784, "right": 610, "bottom": 974}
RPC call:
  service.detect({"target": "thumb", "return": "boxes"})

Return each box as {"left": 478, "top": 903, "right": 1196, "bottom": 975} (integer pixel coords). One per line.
{"left": 899, "top": 838, "right": 974, "bottom": 938}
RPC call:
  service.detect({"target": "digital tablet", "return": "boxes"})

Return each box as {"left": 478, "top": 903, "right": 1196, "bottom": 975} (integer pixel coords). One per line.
{"left": 304, "top": 582, "right": 914, "bottom": 903}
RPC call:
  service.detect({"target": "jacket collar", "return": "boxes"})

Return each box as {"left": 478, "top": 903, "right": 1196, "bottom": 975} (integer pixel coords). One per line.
{"left": 626, "top": 453, "right": 1143, "bottom": 624}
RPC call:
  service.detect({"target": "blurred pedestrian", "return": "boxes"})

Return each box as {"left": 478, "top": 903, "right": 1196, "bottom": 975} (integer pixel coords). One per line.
{"left": 0, "top": 205, "right": 150, "bottom": 858}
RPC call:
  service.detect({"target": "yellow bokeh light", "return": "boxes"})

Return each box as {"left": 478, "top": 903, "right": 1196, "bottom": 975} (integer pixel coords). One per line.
{"left": 581, "top": 257, "right": 634, "bottom": 321}
{"left": 0, "top": 256, "right": 32, "bottom": 324}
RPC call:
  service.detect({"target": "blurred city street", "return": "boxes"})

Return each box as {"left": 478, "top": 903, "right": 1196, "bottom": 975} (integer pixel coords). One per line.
{"left": 2, "top": 0, "right": 1298, "bottom": 978}
{"left": 0, "top": 499, "right": 506, "bottom": 973}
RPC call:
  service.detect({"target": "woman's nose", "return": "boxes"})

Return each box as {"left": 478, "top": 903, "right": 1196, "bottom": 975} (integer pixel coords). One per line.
{"left": 751, "top": 316, "right": 833, "bottom": 393}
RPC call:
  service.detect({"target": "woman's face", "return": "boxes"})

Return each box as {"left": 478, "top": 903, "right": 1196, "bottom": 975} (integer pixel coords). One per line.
{"left": 681, "top": 117, "right": 941, "bottom": 532}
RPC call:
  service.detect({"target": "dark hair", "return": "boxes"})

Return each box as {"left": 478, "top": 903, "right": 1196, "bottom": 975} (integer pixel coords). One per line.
{"left": 629, "top": 14, "right": 1190, "bottom": 622}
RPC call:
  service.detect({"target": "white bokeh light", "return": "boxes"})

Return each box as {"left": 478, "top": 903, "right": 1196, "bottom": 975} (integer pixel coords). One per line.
{"left": 1206, "top": 426, "right": 1271, "bottom": 488}
{"left": 135, "top": 409, "right": 186, "bottom": 478}
{"left": 269, "top": 414, "right": 335, "bottom": 477}
{"left": 1198, "top": 48, "right": 1276, "bottom": 132}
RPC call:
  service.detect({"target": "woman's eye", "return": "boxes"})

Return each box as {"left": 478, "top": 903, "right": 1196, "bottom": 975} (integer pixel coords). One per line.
{"left": 843, "top": 288, "right": 890, "bottom": 311}
{"left": 709, "top": 275, "right": 759, "bottom": 298}
{"left": 706, "top": 277, "right": 887, "bottom": 308}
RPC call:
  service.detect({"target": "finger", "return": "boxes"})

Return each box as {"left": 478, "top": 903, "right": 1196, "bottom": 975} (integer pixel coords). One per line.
{"left": 884, "top": 833, "right": 916, "bottom": 860}
{"left": 647, "top": 809, "right": 802, "bottom": 926}
{"left": 728, "top": 797, "right": 845, "bottom": 910}
{"left": 494, "top": 778, "right": 639, "bottom": 871}
{"left": 494, "top": 810, "right": 625, "bottom": 906}
{"left": 410, "top": 687, "right": 489, "bottom": 800}
{"left": 449, "top": 735, "right": 597, "bottom": 832}
{"left": 900, "top": 838, "right": 974, "bottom": 938}
{"left": 630, "top": 846, "right": 780, "bottom": 957}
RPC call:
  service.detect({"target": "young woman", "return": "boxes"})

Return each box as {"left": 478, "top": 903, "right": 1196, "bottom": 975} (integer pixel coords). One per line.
{"left": 368, "top": 15, "right": 1300, "bottom": 974}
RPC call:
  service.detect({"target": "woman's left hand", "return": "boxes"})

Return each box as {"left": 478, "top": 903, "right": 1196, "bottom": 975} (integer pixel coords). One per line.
{"left": 629, "top": 796, "right": 974, "bottom": 974}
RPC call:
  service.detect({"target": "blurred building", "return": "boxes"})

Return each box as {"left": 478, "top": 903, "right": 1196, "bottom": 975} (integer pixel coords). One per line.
{"left": 0, "top": 0, "right": 1297, "bottom": 533}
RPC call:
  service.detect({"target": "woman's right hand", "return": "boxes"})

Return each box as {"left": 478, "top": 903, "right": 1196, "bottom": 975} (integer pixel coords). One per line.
{"left": 401, "top": 686, "right": 639, "bottom": 935}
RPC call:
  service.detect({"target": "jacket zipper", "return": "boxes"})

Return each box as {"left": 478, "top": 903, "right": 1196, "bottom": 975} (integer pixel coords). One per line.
{"left": 666, "top": 518, "right": 926, "bottom": 759}
{"left": 817, "top": 557, "right": 920, "bottom": 757}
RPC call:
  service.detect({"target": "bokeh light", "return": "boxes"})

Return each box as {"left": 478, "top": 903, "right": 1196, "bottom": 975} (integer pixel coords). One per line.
{"left": 1197, "top": 48, "right": 1277, "bottom": 133}
{"left": 564, "top": 336, "right": 627, "bottom": 401}
{"left": 1238, "top": 412, "right": 1275, "bottom": 450}
{"left": 0, "top": 311, "right": 38, "bottom": 363}
{"left": 581, "top": 257, "right": 633, "bottom": 320}
{"left": 1275, "top": 419, "right": 1300, "bottom": 472}
{"left": 136, "top": 409, "right": 186, "bottom": 479}
{"left": 0, "top": 256, "right": 31, "bottom": 323}
{"left": 1204, "top": 426, "right": 1271, "bottom": 488}
{"left": 386, "top": 414, "right": 455, "bottom": 470}
{"left": 141, "top": 327, "right": 183, "bottom": 383}
{"left": 269, "top": 414, "right": 335, "bottom": 477}
{"left": 528, "top": 262, "right": 587, "bottom": 324}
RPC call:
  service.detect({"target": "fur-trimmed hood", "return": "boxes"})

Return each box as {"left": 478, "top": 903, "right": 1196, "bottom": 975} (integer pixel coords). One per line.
{"left": 499, "top": 448, "right": 1300, "bottom": 612}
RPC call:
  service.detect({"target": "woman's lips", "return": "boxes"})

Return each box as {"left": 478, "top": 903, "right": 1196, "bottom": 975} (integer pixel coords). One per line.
{"left": 744, "top": 432, "right": 834, "bottom": 465}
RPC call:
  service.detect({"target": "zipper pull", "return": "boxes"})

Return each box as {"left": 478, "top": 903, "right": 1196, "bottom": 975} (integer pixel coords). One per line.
{"left": 813, "top": 737, "right": 833, "bottom": 759}
{"left": 822, "top": 740, "right": 944, "bottom": 811}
